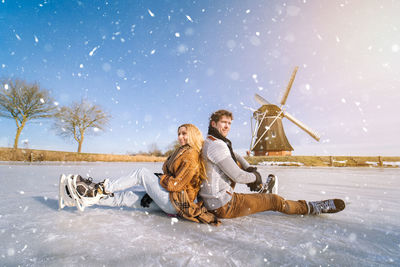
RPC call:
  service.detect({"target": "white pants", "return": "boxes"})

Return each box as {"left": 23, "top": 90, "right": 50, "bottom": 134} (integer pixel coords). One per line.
{"left": 98, "top": 167, "right": 177, "bottom": 215}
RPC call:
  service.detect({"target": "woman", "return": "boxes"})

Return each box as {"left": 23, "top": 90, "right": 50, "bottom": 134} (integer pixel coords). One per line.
{"left": 59, "top": 124, "right": 220, "bottom": 226}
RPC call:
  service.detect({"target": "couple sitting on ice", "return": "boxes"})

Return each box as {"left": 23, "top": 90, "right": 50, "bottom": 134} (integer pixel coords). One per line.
{"left": 59, "top": 109, "right": 345, "bottom": 226}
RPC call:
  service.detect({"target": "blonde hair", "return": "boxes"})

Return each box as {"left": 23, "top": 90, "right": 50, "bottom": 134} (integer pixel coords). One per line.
{"left": 178, "top": 124, "right": 207, "bottom": 180}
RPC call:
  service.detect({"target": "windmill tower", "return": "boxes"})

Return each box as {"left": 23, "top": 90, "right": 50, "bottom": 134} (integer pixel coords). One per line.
{"left": 249, "top": 67, "right": 320, "bottom": 156}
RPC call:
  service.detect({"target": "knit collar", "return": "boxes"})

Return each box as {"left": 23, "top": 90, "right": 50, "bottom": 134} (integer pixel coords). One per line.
{"left": 208, "top": 126, "right": 237, "bottom": 163}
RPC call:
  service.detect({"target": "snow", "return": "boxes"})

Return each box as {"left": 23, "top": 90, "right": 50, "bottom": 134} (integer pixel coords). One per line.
{"left": 185, "top": 15, "right": 193, "bottom": 23}
{"left": 147, "top": 9, "right": 155, "bottom": 17}
{"left": 88, "top": 46, "right": 100, "bottom": 56}
{"left": 0, "top": 162, "right": 399, "bottom": 266}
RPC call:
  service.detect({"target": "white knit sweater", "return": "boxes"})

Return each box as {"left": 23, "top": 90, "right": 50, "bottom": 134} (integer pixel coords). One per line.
{"left": 199, "top": 136, "right": 256, "bottom": 210}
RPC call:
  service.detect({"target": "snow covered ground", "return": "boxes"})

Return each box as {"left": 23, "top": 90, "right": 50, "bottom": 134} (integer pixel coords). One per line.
{"left": 0, "top": 162, "right": 399, "bottom": 266}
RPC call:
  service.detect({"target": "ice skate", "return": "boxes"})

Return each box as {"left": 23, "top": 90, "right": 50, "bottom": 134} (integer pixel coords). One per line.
{"left": 66, "top": 175, "right": 111, "bottom": 212}
{"left": 308, "top": 199, "right": 345, "bottom": 215}
{"left": 73, "top": 175, "right": 109, "bottom": 198}
{"left": 258, "top": 174, "right": 278, "bottom": 194}
{"left": 59, "top": 174, "right": 76, "bottom": 209}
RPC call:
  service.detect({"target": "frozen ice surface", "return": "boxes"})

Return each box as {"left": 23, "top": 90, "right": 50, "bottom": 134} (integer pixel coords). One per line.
{"left": 0, "top": 162, "right": 399, "bottom": 266}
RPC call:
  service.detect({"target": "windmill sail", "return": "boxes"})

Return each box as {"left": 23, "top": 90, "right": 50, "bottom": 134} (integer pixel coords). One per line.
{"left": 280, "top": 66, "right": 298, "bottom": 106}
{"left": 283, "top": 111, "right": 320, "bottom": 141}
{"left": 254, "top": 93, "right": 271, "bottom": 106}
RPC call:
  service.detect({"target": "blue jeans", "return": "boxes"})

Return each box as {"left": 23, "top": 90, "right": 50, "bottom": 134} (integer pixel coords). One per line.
{"left": 98, "top": 167, "right": 177, "bottom": 215}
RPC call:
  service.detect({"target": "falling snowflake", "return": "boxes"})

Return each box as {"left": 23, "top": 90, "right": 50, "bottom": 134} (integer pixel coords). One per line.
{"left": 148, "top": 9, "right": 155, "bottom": 17}
{"left": 170, "top": 217, "right": 178, "bottom": 225}
{"left": 186, "top": 15, "right": 193, "bottom": 22}
{"left": 15, "top": 34, "right": 21, "bottom": 40}
{"left": 34, "top": 35, "right": 39, "bottom": 43}
{"left": 89, "top": 46, "right": 100, "bottom": 56}
{"left": 7, "top": 248, "right": 15, "bottom": 256}
{"left": 175, "top": 32, "right": 180, "bottom": 37}
{"left": 252, "top": 74, "right": 259, "bottom": 84}
{"left": 21, "top": 245, "right": 28, "bottom": 252}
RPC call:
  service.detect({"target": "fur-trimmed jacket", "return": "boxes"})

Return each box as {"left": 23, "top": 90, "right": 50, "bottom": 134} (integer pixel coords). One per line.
{"left": 159, "top": 145, "right": 220, "bottom": 226}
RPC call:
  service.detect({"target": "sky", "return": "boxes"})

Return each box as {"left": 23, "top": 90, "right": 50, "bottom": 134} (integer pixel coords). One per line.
{"left": 1, "top": 0, "right": 399, "bottom": 156}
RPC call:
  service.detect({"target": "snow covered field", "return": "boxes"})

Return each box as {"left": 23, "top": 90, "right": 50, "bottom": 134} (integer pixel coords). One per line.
{"left": 0, "top": 162, "right": 399, "bottom": 266}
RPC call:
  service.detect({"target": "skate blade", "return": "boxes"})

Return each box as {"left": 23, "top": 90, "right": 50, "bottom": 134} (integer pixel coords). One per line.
{"left": 67, "top": 175, "right": 86, "bottom": 212}
{"left": 59, "top": 174, "right": 76, "bottom": 209}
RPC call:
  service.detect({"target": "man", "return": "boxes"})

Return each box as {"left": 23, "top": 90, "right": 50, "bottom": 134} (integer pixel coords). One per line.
{"left": 199, "top": 109, "right": 345, "bottom": 219}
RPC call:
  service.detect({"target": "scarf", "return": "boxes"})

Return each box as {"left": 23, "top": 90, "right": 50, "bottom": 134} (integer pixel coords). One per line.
{"left": 208, "top": 126, "right": 237, "bottom": 163}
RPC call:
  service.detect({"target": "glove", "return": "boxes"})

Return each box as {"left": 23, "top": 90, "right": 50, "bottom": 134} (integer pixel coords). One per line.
{"left": 140, "top": 193, "right": 153, "bottom": 208}
{"left": 245, "top": 166, "right": 257, "bottom": 172}
{"left": 247, "top": 170, "right": 263, "bottom": 192}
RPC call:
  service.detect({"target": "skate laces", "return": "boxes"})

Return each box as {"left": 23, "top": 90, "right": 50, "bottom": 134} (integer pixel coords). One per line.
{"left": 311, "top": 199, "right": 335, "bottom": 214}
{"left": 95, "top": 180, "right": 113, "bottom": 197}
{"left": 79, "top": 176, "right": 93, "bottom": 184}
{"left": 257, "top": 175, "right": 275, "bottom": 193}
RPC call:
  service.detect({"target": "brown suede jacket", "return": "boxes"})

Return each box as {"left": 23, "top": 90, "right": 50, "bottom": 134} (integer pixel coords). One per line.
{"left": 159, "top": 145, "right": 220, "bottom": 226}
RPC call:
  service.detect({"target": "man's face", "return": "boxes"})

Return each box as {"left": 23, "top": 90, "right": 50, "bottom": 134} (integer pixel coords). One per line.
{"left": 211, "top": 115, "right": 232, "bottom": 138}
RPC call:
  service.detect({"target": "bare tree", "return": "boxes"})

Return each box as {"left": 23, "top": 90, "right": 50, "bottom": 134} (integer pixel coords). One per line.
{"left": 0, "top": 79, "right": 56, "bottom": 149}
{"left": 164, "top": 140, "right": 181, "bottom": 157}
{"left": 147, "top": 142, "right": 163, "bottom": 157}
{"left": 54, "top": 100, "right": 110, "bottom": 153}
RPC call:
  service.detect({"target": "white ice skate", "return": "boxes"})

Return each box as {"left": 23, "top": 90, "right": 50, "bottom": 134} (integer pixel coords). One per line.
{"left": 58, "top": 174, "right": 76, "bottom": 210}
{"left": 273, "top": 175, "right": 278, "bottom": 195}
{"left": 66, "top": 174, "right": 104, "bottom": 212}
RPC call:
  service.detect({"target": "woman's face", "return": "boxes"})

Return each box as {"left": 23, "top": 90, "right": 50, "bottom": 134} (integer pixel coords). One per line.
{"left": 178, "top": 126, "right": 189, "bottom": 146}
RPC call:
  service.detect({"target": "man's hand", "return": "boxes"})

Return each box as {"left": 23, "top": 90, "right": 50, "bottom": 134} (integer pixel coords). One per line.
{"left": 247, "top": 170, "right": 263, "bottom": 192}
{"left": 140, "top": 193, "right": 153, "bottom": 208}
{"left": 245, "top": 166, "right": 257, "bottom": 172}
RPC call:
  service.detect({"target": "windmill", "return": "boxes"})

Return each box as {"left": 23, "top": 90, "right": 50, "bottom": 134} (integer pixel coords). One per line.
{"left": 249, "top": 67, "right": 320, "bottom": 156}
